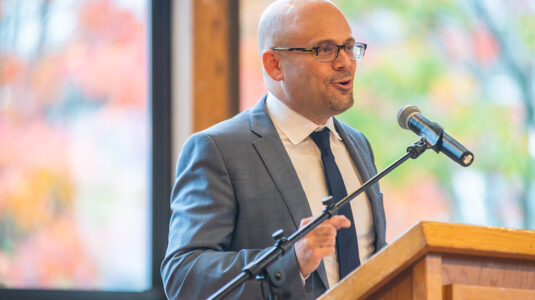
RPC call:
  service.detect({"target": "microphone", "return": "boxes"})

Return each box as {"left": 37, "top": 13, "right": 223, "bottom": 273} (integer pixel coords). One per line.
{"left": 397, "top": 105, "right": 474, "bottom": 167}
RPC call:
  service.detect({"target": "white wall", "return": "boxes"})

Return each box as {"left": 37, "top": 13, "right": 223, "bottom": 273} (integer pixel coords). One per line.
{"left": 171, "top": 0, "right": 193, "bottom": 170}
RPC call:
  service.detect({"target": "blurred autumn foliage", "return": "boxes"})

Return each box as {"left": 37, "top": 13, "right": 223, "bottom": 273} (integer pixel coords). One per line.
{"left": 0, "top": 0, "right": 149, "bottom": 290}
{"left": 241, "top": 0, "right": 535, "bottom": 240}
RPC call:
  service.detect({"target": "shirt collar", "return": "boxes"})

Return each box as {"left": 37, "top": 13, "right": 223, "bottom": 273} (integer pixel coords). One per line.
{"left": 266, "top": 93, "right": 341, "bottom": 145}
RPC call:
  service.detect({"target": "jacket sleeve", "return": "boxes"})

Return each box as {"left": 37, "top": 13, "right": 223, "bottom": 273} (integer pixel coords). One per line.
{"left": 160, "top": 132, "right": 306, "bottom": 299}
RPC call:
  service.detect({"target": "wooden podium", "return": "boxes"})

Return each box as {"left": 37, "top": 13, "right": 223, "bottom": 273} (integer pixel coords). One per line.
{"left": 319, "top": 221, "right": 535, "bottom": 300}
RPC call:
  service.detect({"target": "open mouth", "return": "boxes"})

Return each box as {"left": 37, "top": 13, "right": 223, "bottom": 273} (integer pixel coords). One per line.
{"left": 332, "top": 78, "right": 353, "bottom": 90}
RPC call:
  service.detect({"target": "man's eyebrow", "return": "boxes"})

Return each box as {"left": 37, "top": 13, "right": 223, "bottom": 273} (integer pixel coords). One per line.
{"left": 314, "top": 39, "right": 336, "bottom": 45}
{"left": 312, "top": 37, "right": 356, "bottom": 45}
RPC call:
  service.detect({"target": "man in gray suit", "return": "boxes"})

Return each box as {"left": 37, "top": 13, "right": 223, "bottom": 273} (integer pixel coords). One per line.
{"left": 161, "top": 0, "right": 386, "bottom": 299}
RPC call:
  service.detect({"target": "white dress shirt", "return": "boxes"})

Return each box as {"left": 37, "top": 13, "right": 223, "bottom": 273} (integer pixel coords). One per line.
{"left": 265, "top": 93, "right": 375, "bottom": 288}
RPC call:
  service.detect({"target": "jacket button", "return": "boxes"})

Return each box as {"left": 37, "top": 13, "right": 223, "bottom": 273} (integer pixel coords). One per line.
{"left": 274, "top": 272, "right": 282, "bottom": 281}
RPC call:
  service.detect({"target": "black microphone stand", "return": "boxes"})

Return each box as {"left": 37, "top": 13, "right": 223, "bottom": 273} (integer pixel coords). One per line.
{"left": 207, "top": 138, "right": 430, "bottom": 300}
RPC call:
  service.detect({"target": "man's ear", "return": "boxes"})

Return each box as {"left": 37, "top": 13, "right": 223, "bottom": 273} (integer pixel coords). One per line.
{"left": 262, "top": 49, "right": 284, "bottom": 81}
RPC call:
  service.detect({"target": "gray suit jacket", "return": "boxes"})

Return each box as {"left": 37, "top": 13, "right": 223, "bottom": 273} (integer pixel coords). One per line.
{"left": 161, "top": 96, "right": 386, "bottom": 299}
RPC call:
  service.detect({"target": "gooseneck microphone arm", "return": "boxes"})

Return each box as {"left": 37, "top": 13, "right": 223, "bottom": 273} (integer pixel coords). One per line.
{"left": 207, "top": 138, "right": 431, "bottom": 300}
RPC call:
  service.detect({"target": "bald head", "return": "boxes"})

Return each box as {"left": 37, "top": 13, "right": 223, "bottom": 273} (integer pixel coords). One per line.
{"left": 257, "top": 0, "right": 350, "bottom": 55}
{"left": 257, "top": 0, "right": 357, "bottom": 125}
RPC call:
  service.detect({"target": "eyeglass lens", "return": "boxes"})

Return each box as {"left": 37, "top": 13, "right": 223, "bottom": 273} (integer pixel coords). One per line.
{"left": 317, "top": 44, "right": 365, "bottom": 62}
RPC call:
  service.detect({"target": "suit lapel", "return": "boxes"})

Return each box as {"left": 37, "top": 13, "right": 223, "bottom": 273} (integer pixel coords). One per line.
{"left": 249, "top": 96, "right": 329, "bottom": 289}
{"left": 334, "top": 118, "right": 383, "bottom": 248}
{"left": 249, "top": 97, "right": 311, "bottom": 228}
{"left": 335, "top": 120, "right": 372, "bottom": 183}
{"left": 334, "top": 118, "right": 382, "bottom": 194}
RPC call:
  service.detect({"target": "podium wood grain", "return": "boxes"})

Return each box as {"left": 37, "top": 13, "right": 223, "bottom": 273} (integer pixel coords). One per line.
{"left": 318, "top": 221, "right": 535, "bottom": 300}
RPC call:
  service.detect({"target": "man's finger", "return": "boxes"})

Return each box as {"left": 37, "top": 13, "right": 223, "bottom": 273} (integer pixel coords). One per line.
{"left": 299, "top": 217, "right": 313, "bottom": 227}
{"left": 326, "top": 215, "right": 351, "bottom": 230}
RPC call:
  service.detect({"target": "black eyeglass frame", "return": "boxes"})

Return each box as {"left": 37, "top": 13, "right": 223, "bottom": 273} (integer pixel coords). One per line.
{"left": 271, "top": 42, "right": 367, "bottom": 62}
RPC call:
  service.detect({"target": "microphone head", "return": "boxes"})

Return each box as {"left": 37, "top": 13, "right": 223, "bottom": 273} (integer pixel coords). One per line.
{"left": 397, "top": 105, "right": 421, "bottom": 130}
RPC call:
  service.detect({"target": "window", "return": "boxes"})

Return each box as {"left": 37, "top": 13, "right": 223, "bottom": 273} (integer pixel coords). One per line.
{"left": 0, "top": 0, "right": 170, "bottom": 298}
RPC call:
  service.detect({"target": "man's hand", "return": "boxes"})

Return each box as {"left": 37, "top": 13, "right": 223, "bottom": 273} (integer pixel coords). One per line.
{"left": 294, "top": 215, "right": 351, "bottom": 276}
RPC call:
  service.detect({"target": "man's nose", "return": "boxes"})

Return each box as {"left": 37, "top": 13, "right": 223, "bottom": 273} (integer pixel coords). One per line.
{"left": 332, "top": 48, "right": 354, "bottom": 70}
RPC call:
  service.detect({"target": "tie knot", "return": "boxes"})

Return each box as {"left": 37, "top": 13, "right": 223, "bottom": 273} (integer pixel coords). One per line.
{"left": 310, "top": 128, "right": 331, "bottom": 154}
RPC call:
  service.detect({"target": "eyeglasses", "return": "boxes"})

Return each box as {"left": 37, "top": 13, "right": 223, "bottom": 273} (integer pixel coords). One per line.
{"left": 271, "top": 42, "right": 367, "bottom": 62}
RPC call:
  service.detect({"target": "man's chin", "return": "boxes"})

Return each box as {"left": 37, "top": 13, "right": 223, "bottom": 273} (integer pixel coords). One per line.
{"left": 330, "top": 96, "right": 354, "bottom": 115}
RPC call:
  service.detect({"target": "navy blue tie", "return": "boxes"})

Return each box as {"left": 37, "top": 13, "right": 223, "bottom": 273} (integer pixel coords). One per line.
{"left": 310, "top": 128, "right": 360, "bottom": 279}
